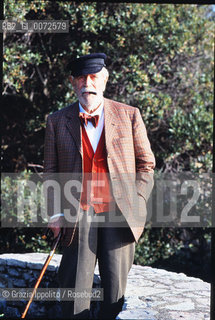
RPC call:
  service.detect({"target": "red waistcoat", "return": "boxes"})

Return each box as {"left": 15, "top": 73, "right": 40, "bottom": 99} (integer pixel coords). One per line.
{"left": 80, "top": 126, "right": 115, "bottom": 213}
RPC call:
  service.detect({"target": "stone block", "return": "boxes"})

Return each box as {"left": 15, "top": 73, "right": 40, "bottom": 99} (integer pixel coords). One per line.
{"left": 7, "top": 300, "right": 25, "bottom": 308}
{"left": 27, "top": 262, "right": 44, "bottom": 270}
{"left": 118, "top": 308, "right": 157, "bottom": 319}
{"left": 46, "top": 264, "right": 57, "bottom": 272}
{"left": 4, "top": 306, "right": 21, "bottom": 318}
{"left": 0, "top": 258, "right": 6, "bottom": 266}
{"left": 169, "top": 311, "right": 209, "bottom": 320}
{"left": 26, "top": 302, "right": 46, "bottom": 318}
{"left": 12, "top": 278, "right": 26, "bottom": 288}
{"left": 0, "top": 299, "right": 6, "bottom": 313}
{"left": 7, "top": 258, "right": 27, "bottom": 268}
{"left": 123, "top": 296, "right": 147, "bottom": 309}
{"left": 0, "top": 266, "right": 5, "bottom": 273}
{"left": 7, "top": 267, "right": 20, "bottom": 277}
{"left": 162, "top": 300, "right": 195, "bottom": 311}
{"left": 0, "top": 274, "right": 12, "bottom": 288}
{"left": 23, "top": 272, "right": 32, "bottom": 282}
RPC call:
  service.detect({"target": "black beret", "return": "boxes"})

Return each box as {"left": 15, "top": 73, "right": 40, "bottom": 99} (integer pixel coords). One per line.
{"left": 69, "top": 53, "right": 107, "bottom": 77}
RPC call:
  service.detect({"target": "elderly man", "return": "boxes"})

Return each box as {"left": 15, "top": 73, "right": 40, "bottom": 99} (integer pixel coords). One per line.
{"left": 44, "top": 53, "right": 155, "bottom": 319}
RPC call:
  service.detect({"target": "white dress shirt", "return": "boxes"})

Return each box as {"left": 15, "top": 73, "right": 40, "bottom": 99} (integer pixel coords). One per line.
{"left": 79, "top": 101, "right": 104, "bottom": 153}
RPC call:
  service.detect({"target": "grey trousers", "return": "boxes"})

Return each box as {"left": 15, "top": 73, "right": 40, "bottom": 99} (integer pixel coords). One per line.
{"left": 58, "top": 208, "right": 135, "bottom": 319}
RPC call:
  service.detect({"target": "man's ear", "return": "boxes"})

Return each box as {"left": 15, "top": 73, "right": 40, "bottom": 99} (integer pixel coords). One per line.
{"left": 103, "top": 76, "right": 108, "bottom": 92}
{"left": 102, "top": 68, "right": 109, "bottom": 91}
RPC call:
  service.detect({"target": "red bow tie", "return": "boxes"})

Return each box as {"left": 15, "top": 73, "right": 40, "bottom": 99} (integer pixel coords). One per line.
{"left": 79, "top": 113, "right": 99, "bottom": 128}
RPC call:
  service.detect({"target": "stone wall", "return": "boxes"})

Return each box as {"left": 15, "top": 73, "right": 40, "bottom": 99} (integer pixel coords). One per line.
{"left": 0, "top": 253, "right": 210, "bottom": 319}
{"left": 0, "top": 253, "right": 62, "bottom": 318}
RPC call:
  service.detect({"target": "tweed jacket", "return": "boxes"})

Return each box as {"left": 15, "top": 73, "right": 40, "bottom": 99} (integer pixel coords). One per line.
{"left": 43, "top": 98, "right": 155, "bottom": 246}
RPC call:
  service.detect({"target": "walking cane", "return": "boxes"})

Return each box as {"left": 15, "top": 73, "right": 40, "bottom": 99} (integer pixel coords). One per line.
{"left": 21, "top": 230, "right": 62, "bottom": 319}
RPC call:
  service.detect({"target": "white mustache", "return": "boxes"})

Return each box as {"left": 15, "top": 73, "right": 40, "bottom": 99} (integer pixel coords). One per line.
{"left": 81, "top": 88, "right": 97, "bottom": 95}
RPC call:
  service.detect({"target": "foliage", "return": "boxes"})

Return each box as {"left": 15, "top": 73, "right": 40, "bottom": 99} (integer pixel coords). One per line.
{"left": 134, "top": 228, "right": 183, "bottom": 266}
{"left": 3, "top": 2, "right": 213, "bottom": 172}
{"left": 134, "top": 227, "right": 210, "bottom": 271}
{"left": 0, "top": 227, "right": 52, "bottom": 254}
{"left": 1, "top": 169, "right": 53, "bottom": 254}
{"left": 2, "top": 3, "right": 213, "bottom": 275}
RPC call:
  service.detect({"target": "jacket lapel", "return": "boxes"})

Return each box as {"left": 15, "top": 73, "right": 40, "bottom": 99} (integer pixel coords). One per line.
{"left": 65, "top": 98, "right": 119, "bottom": 157}
{"left": 104, "top": 98, "right": 118, "bottom": 148}
{"left": 66, "top": 101, "right": 83, "bottom": 157}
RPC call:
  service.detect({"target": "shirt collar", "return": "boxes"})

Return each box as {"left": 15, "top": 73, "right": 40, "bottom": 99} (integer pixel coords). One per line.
{"left": 79, "top": 100, "right": 104, "bottom": 117}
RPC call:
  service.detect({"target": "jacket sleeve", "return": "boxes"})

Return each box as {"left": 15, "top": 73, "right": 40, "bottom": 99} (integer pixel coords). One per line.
{"left": 43, "top": 115, "right": 62, "bottom": 218}
{"left": 44, "top": 115, "right": 58, "bottom": 173}
{"left": 132, "top": 108, "right": 155, "bottom": 202}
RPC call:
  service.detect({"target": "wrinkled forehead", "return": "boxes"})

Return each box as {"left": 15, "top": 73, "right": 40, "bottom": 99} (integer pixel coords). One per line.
{"left": 72, "top": 68, "right": 109, "bottom": 84}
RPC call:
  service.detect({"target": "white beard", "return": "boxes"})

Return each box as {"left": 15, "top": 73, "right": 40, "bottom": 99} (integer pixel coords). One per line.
{"left": 78, "top": 92, "right": 104, "bottom": 112}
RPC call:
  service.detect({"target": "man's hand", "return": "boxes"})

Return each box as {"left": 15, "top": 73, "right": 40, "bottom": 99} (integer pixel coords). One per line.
{"left": 48, "top": 215, "right": 66, "bottom": 239}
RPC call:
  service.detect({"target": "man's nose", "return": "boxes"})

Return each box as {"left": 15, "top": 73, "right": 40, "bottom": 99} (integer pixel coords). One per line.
{"left": 83, "top": 75, "right": 92, "bottom": 85}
